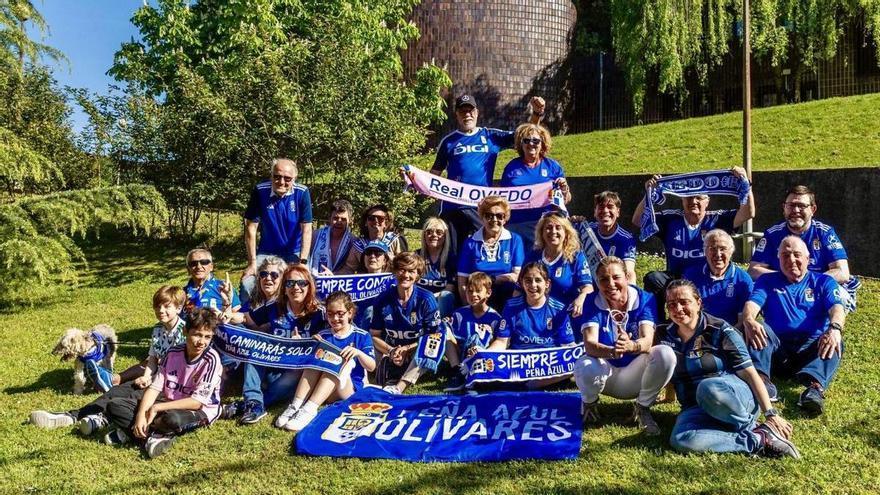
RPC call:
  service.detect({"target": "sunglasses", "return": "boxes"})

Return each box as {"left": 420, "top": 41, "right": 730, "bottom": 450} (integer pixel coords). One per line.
{"left": 483, "top": 213, "right": 505, "bottom": 221}
{"left": 188, "top": 259, "right": 212, "bottom": 268}
{"left": 367, "top": 214, "right": 387, "bottom": 223}
{"left": 522, "top": 137, "right": 542, "bottom": 146}
{"left": 425, "top": 229, "right": 446, "bottom": 236}
{"left": 273, "top": 174, "right": 294, "bottom": 183}
{"left": 284, "top": 279, "right": 310, "bottom": 289}
{"left": 259, "top": 271, "right": 281, "bottom": 280}
{"left": 364, "top": 250, "right": 385, "bottom": 258}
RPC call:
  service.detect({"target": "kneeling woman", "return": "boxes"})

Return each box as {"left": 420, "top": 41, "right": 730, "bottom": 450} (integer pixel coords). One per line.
{"left": 573, "top": 257, "right": 676, "bottom": 436}
{"left": 660, "top": 279, "right": 800, "bottom": 458}
{"left": 278, "top": 291, "right": 376, "bottom": 432}
{"left": 494, "top": 262, "right": 576, "bottom": 389}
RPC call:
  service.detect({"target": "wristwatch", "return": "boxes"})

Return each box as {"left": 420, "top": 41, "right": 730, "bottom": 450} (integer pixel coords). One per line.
{"left": 829, "top": 322, "right": 843, "bottom": 334}
{"left": 764, "top": 407, "right": 779, "bottom": 418}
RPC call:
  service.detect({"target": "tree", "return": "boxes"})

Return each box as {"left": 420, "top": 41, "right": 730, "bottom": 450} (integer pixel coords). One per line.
{"left": 107, "top": 0, "right": 450, "bottom": 236}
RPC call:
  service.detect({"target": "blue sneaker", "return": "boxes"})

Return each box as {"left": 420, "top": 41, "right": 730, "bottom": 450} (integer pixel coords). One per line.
{"left": 238, "top": 401, "right": 267, "bottom": 425}
{"left": 798, "top": 382, "right": 825, "bottom": 416}
{"left": 760, "top": 374, "right": 778, "bottom": 403}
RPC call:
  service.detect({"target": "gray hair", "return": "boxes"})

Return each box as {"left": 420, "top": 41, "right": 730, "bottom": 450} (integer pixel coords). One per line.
{"left": 250, "top": 256, "right": 289, "bottom": 306}
{"left": 703, "top": 229, "right": 735, "bottom": 253}
{"left": 185, "top": 247, "right": 212, "bottom": 265}
{"left": 271, "top": 158, "right": 298, "bottom": 176}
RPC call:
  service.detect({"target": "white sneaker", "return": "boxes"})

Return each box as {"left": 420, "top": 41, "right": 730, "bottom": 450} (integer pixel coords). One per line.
{"left": 275, "top": 403, "right": 299, "bottom": 429}
{"left": 29, "top": 410, "right": 76, "bottom": 429}
{"left": 79, "top": 413, "right": 109, "bottom": 436}
{"left": 382, "top": 385, "right": 401, "bottom": 394}
{"left": 145, "top": 433, "right": 177, "bottom": 458}
{"left": 283, "top": 407, "right": 317, "bottom": 432}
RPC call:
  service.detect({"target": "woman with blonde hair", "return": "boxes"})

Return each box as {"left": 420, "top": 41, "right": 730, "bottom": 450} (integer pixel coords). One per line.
{"left": 499, "top": 123, "right": 571, "bottom": 247}
{"left": 528, "top": 211, "right": 593, "bottom": 317}
{"left": 415, "top": 217, "right": 457, "bottom": 318}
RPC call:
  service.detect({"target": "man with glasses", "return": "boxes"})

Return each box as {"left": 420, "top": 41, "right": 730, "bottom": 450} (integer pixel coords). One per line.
{"left": 430, "top": 94, "right": 545, "bottom": 251}
{"left": 184, "top": 248, "right": 240, "bottom": 316}
{"left": 241, "top": 158, "right": 313, "bottom": 303}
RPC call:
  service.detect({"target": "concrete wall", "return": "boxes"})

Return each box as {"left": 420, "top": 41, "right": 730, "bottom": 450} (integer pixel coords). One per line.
{"left": 563, "top": 167, "right": 880, "bottom": 277}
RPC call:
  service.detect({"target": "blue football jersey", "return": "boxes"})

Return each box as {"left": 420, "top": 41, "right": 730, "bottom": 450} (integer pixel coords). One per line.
{"left": 655, "top": 209, "right": 737, "bottom": 275}
{"left": 433, "top": 127, "right": 515, "bottom": 212}
{"left": 748, "top": 271, "right": 843, "bottom": 342}
{"left": 249, "top": 305, "right": 326, "bottom": 339}
{"left": 579, "top": 222, "right": 637, "bottom": 262}
{"left": 752, "top": 220, "right": 848, "bottom": 273}
{"left": 682, "top": 263, "right": 753, "bottom": 326}
{"left": 575, "top": 285, "right": 657, "bottom": 367}
{"left": 497, "top": 296, "right": 574, "bottom": 350}
{"left": 185, "top": 274, "right": 240, "bottom": 312}
{"left": 457, "top": 228, "right": 525, "bottom": 278}
{"left": 500, "top": 157, "right": 566, "bottom": 223}
{"left": 317, "top": 326, "right": 374, "bottom": 391}
{"left": 451, "top": 306, "right": 503, "bottom": 360}
{"left": 526, "top": 249, "right": 592, "bottom": 307}
{"left": 244, "top": 181, "right": 313, "bottom": 258}
{"left": 370, "top": 286, "right": 442, "bottom": 347}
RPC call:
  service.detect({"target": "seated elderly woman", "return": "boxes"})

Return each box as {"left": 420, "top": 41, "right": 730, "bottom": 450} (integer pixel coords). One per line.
{"left": 658, "top": 279, "right": 800, "bottom": 458}
{"left": 492, "top": 262, "right": 576, "bottom": 389}
{"left": 224, "top": 256, "right": 287, "bottom": 325}
{"left": 526, "top": 211, "right": 593, "bottom": 317}
{"left": 341, "top": 204, "right": 408, "bottom": 274}
{"left": 183, "top": 247, "right": 240, "bottom": 318}
{"left": 229, "top": 264, "right": 326, "bottom": 427}
{"left": 457, "top": 196, "right": 525, "bottom": 311}
{"left": 573, "top": 257, "right": 676, "bottom": 436}
{"left": 414, "top": 217, "right": 458, "bottom": 318}
{"left": 499, "top": 123, "right": 571, "bottom": 247}
{"left": 682, "top": 229, "right": 753, "bottom": 327}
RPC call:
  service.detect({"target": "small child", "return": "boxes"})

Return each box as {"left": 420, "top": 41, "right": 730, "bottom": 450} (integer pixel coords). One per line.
{"left": 443, "top": 272, "right": 503, "bottom": 392}
{"left": 277, "top": 291, "right": 376, "bottom": 432}
{"left": 30, "top": 286, "right": 187, "bottom": 435}
{"left": 102, "top": 308, "right": 223, "bottom": 458}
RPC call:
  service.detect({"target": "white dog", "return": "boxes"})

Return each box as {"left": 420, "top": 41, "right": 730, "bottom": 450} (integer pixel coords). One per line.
{"left": 52, "top": 324, "right": 118, "bottom": 394}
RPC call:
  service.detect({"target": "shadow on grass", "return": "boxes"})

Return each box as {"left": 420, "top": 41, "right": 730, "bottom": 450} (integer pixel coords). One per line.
{"left": 4, "top": 368, "right": 73, "bottom": 394}
{"left": 93, "top": 459, "right": 265, "bottom": 495}
{"left": 115, "top": 325, "right": 155, "bottom": 360}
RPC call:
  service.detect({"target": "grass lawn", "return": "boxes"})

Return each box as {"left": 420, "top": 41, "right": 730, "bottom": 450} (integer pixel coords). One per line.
{"left": 2, "top": 236, "right": 879, "bottom": 495}
{"left": 410, "top": 93, "right": 880, "bottom": 178}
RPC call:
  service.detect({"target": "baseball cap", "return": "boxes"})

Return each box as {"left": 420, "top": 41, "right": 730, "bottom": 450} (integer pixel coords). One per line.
{"left": 362, "top": 241, "right": 390, "bottom": 255}
{"left": 455, "top": 94, "right": 477, "bottom": 110}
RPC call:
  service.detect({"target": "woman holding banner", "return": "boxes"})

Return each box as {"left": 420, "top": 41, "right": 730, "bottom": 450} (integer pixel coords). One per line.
{"left": 225, "top": 256, "right": 288, "bottom": 326}
{"left": 499, "top": 124, "right": 571, "bottom": 247}
{"left": 659, "top": 279, "right": 800, "bottom": 458}
{"left": 353, "top": 241, "right": 394, "bottom": 331}
{"left": 233, "top": 265, "right": 326, "bottom": 426}
{"left": 457, "top": 196, "right": 525, "bottom": 311}
{"left": 341, "top": 204, "right": 408, "bottom": 274}
{"left": 527, "top": 212, "right": 592, "bottom": 317}
{"left": 415, "top": 217, "right": 458, "bottom": 318}
{"left": 572, "top": 257, "right": 676, "bottom": 436}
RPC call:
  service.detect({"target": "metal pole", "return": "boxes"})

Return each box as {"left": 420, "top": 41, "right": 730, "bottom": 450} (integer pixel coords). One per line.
{"left": 598, "top": 51, "right": 605, "bottom": 130}
{"left": 742, "top": 0, "right": 754, "bottom": 260}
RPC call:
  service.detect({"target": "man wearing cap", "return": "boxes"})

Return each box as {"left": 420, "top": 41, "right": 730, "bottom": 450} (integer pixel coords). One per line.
{"left": 430, "top": 94, "right": 546, "bottom": 251}
{"left": 241, "top": 158, "right": 313, "bottom": 303}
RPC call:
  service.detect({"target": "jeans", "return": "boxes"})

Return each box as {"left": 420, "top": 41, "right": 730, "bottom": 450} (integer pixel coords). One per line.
{"left": 105, "top": 391, "right": 209, "bottom": 438}
{"left": 83, "top": 359, "right": 114, "bottom": 393}
{"left": 670, "top": 373, "right": 759, "bottom": 454}
{"left": 574, "top": 346, "right": 677, "bottom": 406}
{"left": 241, "top": 363, "right": 302, "bottom": 407}
{"left": 749, "top": 322, "right": 842, "bottom": 389}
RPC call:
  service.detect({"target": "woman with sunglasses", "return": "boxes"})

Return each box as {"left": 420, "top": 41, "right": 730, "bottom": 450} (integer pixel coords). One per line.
{"left": 527, "top": 212, "right": 593, "bottom": 318}
{"left": 353, "top": 241, "right": 394, "bottom": 331}
{"left": 341, "top": 204, "right": 408, "bottom": 274}
{"left": 457, "top": 196, "right": 525, "bottom": 311}
{"left": 224, "top": 257, "right": 288, "bottom": 326}
{"left": 231, "top": 265, "right": 326, "bottom": 427}
{"left": 415, "top": 217, "right": 457, "bottom": 318}
{"left": 499, "top": 124, "right": 571, "bottom": 248}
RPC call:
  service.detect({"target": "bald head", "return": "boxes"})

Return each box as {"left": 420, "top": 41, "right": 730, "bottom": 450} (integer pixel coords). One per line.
{"left": 778, "top": 235, "right": 809, "bottom": 282}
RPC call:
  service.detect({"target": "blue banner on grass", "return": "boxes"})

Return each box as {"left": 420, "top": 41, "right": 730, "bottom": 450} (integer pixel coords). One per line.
{"left": 314, "top": 273, "right": 393, "bottom": 302}
{"left": 295, "top": 387, "right": 582, "bottom": 462}
{"left": 214, "top": 324, "right": 345, "bottom": 377}
{"left": 464, "top": 345, "right": 585, "bottom": 386}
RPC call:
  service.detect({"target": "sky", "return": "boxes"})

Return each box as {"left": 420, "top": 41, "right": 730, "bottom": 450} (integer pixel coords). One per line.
{"left": 28, "top": 1, "right": 144, "bottom": 131}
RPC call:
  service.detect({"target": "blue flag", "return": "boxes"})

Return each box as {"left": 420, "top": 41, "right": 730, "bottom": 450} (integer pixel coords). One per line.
{"left": 295, "top": 387, "right": 583, "bottom": 462}
{"left": 464, "top": 345, "right": 585, "bottom": 386}
{"left": 213, "top": 324, "right": 345, "bottom": 377}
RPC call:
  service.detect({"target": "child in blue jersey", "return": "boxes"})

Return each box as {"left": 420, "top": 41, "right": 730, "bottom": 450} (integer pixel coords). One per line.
{"left": 443, "top": 272, "right": 504, "bottom": 392}
{"left": 275, "top": 291, "right": 376, "bottom": 432}
{"left": 371, "top": 252, "right": 443, "bottom": 394}
{"left": 457, "top": 196, "right": 525, "bottom": 311}
{"left": 496, "top": 262, "right": 576, "bottom": 389}
{"left": 527, "top": 211, "right": 593, "bottom": 316}
{"left": 499, "top": 124, "right": 571, "bottom": 247}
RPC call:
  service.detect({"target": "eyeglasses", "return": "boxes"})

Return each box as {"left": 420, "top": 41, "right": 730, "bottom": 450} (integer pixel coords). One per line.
{"left": 784, "top": 202, "right": 812, "bottom": 210}
{"left": 188, "top": 259, "right": 212, "bottom": 268}
{"left": 522, "top": 137, "right": 542, "bottom": 146}
{"left": 284, "top": 279, "right": 310, "bottom": 288}
{"left": 259, "top": 271, "right": 281, "bottom": 280}
{"left": 367, "top": 214, "right": 387, "bottom": 223}
{"left": 425, "top": 229, "right": 445, "bottom": 236}
{"left": 273, "top": 174, "right": 294, "bottom": 183}
{"left": 327, "top": 310, "right": 349, "bottom": 318}
{"left": 483, "top": 213, "right": 505, "bottom": 221}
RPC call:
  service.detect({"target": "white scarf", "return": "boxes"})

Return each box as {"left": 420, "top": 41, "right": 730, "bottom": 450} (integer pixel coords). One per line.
{"left": 309, "top": 226, "right": 353, "bottom": 273}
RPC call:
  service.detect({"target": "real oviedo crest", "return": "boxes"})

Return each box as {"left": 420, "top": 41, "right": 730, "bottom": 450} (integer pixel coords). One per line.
{"left": 321, "top": 402, "right": 393, "bottom": 444}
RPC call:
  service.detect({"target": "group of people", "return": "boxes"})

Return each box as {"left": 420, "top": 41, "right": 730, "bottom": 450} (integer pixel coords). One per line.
{"left": 29, "top": 94, "right": 856, "bottom": 462}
